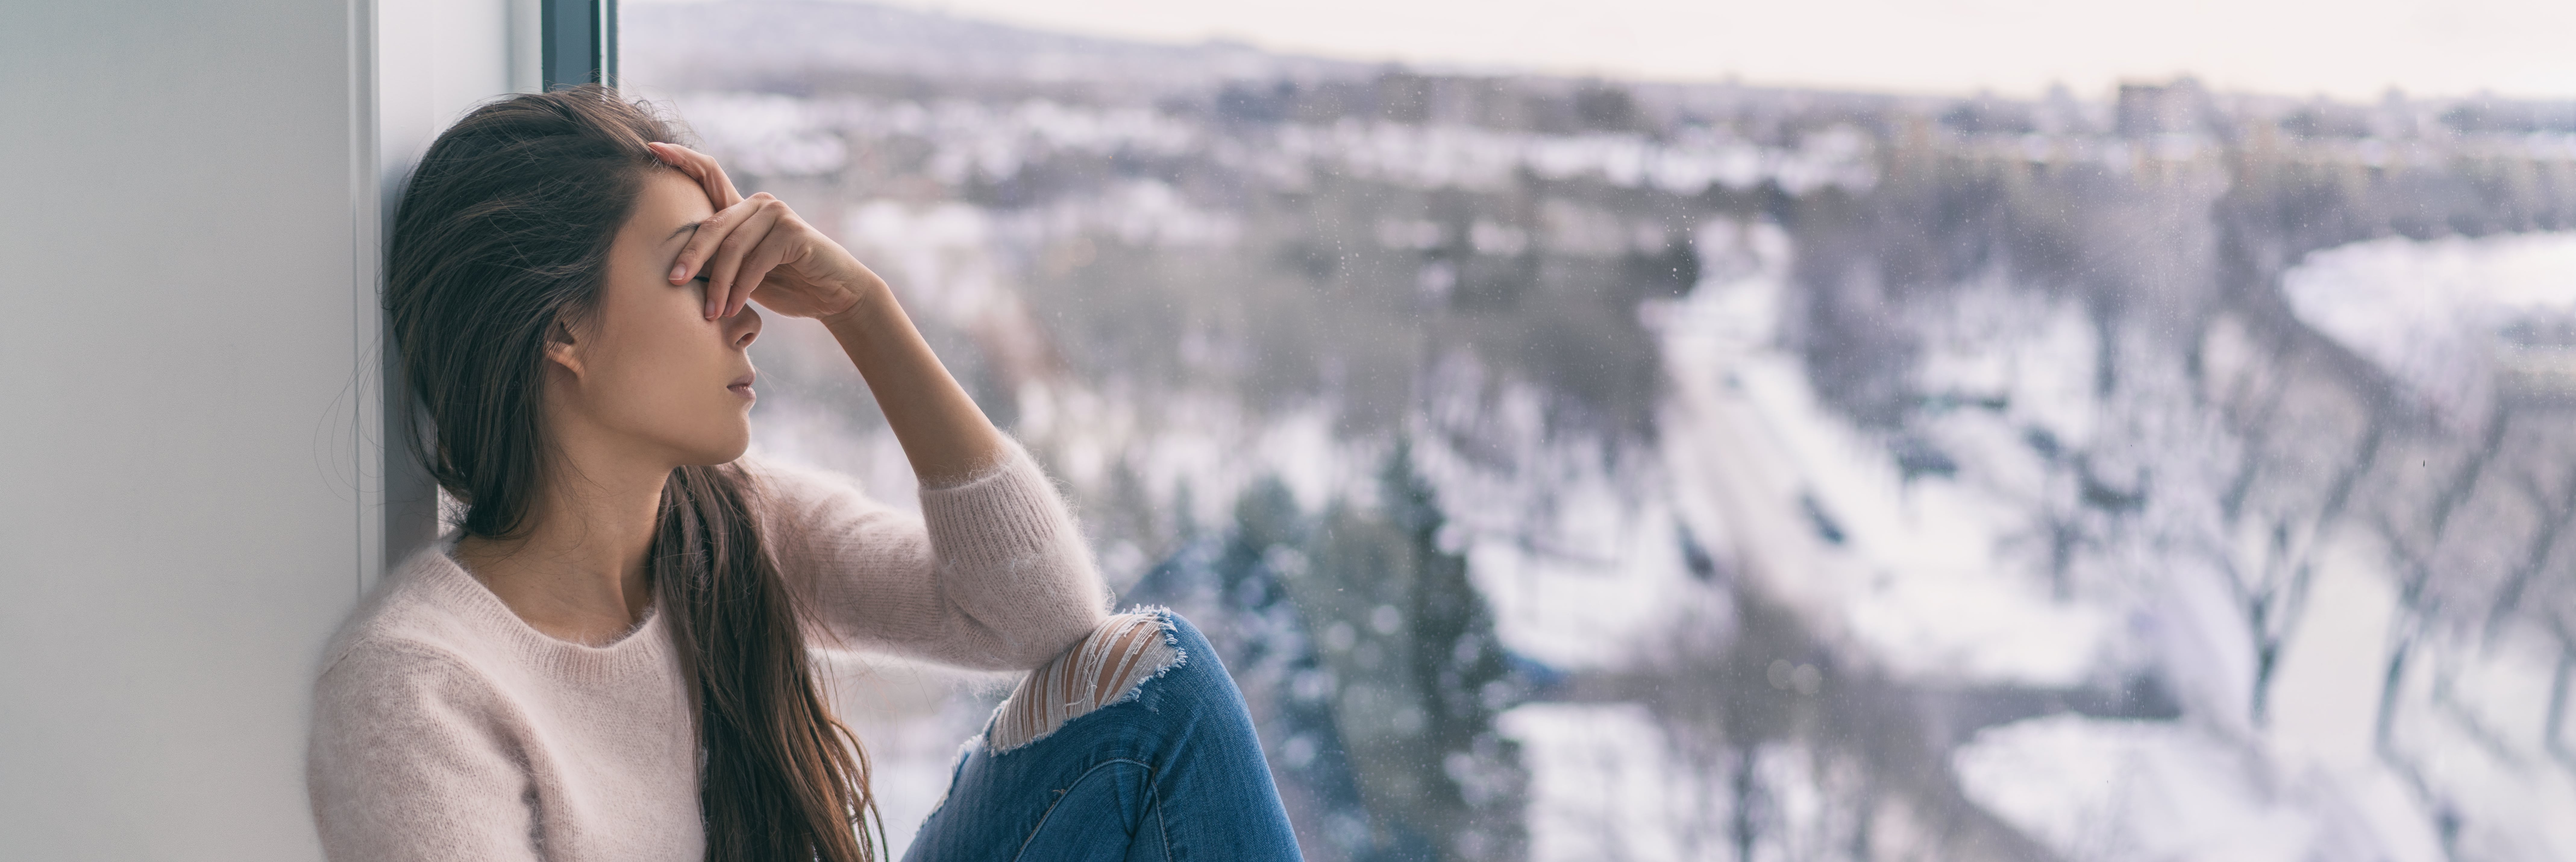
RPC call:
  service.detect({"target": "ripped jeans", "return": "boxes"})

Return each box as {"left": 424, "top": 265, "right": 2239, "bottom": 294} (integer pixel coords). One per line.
{"left": 902, "top": 609, "right": 1304, "bottom": 862}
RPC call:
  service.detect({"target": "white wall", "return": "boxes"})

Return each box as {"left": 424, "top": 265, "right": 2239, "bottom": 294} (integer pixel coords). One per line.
{"left": 0, "top": 1, "right": 525, "bottom": 857}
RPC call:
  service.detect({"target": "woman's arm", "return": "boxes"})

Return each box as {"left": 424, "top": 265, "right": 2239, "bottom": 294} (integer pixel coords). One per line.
{"left": 646, "top": 142, "right": 1003, "bottom": 487}
{"left": 814, "top": 275, "right": 1008, "bottom": 487}
{"left": 745, "top": 455, "right": 1110, "bottom": 669}
{"left": 650, "top": 143, "right": 1106, "bottom": 666}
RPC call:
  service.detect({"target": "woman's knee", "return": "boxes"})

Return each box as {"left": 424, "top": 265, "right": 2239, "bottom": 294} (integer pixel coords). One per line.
{"left": 985, "top": 611, "right": 1185, "bottom": 752}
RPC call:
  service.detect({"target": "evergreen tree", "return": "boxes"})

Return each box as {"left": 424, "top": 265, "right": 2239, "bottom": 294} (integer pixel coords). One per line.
{"left": 1383, "top": 439, "right": 1528, "bottom": 861}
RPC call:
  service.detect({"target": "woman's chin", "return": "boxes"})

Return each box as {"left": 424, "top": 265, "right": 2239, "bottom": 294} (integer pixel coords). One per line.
{"left": 675, "top": 431, "right": 753, "bottom": 467}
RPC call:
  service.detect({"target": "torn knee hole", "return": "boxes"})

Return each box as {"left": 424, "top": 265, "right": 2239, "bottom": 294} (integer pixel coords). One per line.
{"left": 986, "top": 612, "right": 1183, "bottom": 752}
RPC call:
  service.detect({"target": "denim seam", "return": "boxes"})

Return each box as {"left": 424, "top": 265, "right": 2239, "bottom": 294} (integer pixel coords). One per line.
{"left": 1005, "top": 757, "right": 1159, "bottom": 862}
{"left": 1149, "top": 774, "right": 1174, "bottom": 861}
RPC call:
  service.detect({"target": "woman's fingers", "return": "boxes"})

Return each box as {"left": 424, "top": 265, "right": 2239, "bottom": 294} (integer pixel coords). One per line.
{"left": 700, "top": 196, "right": 788, "bottom": 319}
{"left": 669, "top": 190, "right": 782, "bottom": 314}
{"left": 645, "top": 142, "right": 742, "bottom": 208}
{"left": 668, "top": 192, "right": 752, "bottom": 288}
{"left": 729, "top": 228, "right": 812, "bottom": 319}
{"left": 646, "top": 151, "right": 855, "bottom": 320}
{"left": 645, "top": 142, "right": 716, "bottom": 200}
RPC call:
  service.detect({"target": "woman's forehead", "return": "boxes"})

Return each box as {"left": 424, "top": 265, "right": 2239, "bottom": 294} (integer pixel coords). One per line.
{"left": 633, "top": 170, "right": 717, "bottom": 238}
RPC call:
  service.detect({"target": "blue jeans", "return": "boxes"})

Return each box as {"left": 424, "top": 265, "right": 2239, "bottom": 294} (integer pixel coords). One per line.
{"left": 902, "top": 609, "right": 1304, "bottom": 862}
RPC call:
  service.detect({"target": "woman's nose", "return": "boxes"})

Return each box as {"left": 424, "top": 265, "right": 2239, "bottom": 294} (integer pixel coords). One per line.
{"left": 726, "top": 304, "right": 762, "bottom": 349}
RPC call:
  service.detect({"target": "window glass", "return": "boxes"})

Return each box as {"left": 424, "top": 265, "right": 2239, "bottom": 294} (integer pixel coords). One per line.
{"left": 623, "top": 5, "right": 2576, "bottom": 857}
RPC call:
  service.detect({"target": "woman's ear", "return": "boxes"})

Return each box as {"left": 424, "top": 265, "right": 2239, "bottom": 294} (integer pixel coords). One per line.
{"left": 543, "top": 317, "right": 585, "bottom": 377}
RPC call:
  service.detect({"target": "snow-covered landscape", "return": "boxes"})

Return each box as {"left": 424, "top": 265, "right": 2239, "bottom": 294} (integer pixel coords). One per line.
{"left": 619, "top": 3, "right": 2576, "bottom": 858}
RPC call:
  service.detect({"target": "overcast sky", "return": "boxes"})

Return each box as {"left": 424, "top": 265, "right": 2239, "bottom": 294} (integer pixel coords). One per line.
{"left": 636, "top": 0, "right": 2576, "bottom": 100}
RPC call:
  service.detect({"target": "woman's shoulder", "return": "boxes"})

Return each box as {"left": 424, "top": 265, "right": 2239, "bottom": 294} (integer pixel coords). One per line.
{"left": 307, "top": 562, "right": 524, "bottom": 783}
{"left": 315, "top": 543, "right": 521, "bottom": 692}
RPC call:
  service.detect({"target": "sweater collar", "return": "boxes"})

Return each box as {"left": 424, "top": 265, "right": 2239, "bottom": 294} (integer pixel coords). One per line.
{"left": 398, "top": 536, "right": 675, "bottom": 681}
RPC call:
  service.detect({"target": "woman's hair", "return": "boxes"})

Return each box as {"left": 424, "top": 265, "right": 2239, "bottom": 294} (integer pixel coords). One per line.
{"left": 384, "top": 85, "right": 883, "bottom": 862}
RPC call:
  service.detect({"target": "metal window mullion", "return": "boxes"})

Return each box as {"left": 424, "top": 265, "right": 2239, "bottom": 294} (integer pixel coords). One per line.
{"left": 541, "top": 0, "right": 616, "bottom": 90}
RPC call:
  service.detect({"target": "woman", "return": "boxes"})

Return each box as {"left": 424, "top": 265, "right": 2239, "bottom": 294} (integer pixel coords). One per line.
{"left": 308, "top": 86, "right": 1300, "bottom": 861}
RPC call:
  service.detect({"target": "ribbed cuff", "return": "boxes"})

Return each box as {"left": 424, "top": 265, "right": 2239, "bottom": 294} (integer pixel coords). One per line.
{"left": 916, "top": 439, "right": 1069, "bottom": 574}
{"left": 915, "top": 437, "right": 1024, "bottom": 492}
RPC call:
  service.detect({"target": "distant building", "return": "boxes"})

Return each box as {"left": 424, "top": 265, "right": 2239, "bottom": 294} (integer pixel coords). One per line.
{"left": 2115, "top": 78, "right": 2211, "bottom": 138}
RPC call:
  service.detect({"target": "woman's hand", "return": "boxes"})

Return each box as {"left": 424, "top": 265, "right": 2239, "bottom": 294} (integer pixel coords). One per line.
{"left": 647, "top": 142, "right": 886, "bottom": 322}
{"left": 648, "top": 143, "right": 1006, "bottom": 485}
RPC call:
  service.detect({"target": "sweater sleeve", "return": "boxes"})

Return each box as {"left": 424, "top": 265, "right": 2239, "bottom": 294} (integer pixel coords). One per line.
{"left": 308, "top": 640, "right": 539, "bottom": 862}
{"left": 744, "top": 440, "right": 1111, "bottom": 671}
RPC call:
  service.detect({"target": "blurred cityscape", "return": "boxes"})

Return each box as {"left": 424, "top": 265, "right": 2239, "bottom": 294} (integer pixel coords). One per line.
{"left": 623, "top": 2, "right": 2576, "bottom": 859}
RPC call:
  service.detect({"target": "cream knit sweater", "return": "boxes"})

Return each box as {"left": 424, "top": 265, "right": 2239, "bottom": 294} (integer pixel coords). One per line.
{"left": 306, "top": 445, "right": 1110, "bottom": 862}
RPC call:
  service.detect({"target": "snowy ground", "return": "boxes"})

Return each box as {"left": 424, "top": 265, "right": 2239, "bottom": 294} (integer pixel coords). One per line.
{"left": 1497, "top": 703, "right": 1728, "bottom": 862}
{"left": 1501, "top": 227, "right": 2576, "bottom": 859}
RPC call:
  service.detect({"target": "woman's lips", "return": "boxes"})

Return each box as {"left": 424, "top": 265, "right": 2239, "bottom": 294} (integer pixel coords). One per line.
{"left": 728, "top": 371, "right": 756, "bottom": 398}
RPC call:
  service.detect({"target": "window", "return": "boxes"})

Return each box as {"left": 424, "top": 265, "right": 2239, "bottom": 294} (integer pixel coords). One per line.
{"left": 621, "top": 4, "right": 2576, "bottom": 857}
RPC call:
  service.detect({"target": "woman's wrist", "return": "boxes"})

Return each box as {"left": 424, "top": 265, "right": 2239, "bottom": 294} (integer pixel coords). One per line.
{"left": 817, "top": 278, "right": 890, "bottom": 333}
{"left": 814, "top": 272, "right": 1008, "bottom": 488}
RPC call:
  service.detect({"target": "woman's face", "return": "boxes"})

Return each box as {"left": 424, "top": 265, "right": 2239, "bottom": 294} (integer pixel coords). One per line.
{"left": 544, "top": 168, "right": 763, "bottom": 469}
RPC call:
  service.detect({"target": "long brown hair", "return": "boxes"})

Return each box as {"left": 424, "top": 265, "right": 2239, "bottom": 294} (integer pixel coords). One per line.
{"left": 384, "top": 85, "right": 883, "bottom": 862}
